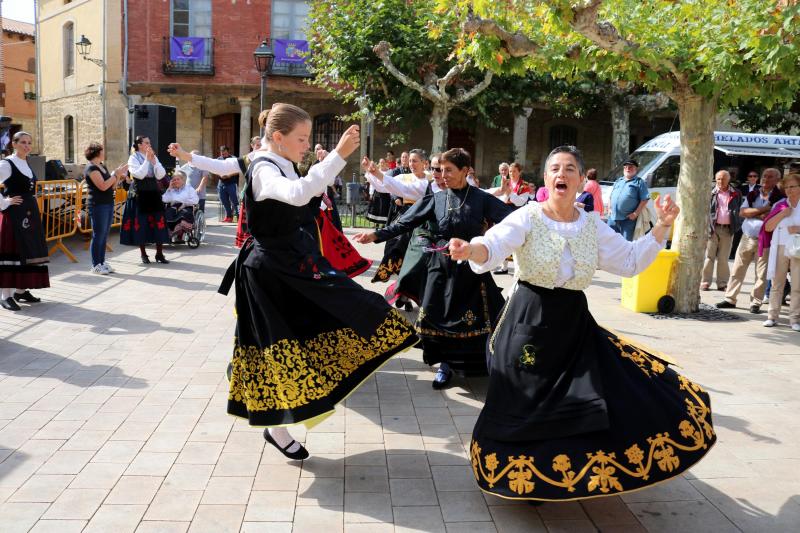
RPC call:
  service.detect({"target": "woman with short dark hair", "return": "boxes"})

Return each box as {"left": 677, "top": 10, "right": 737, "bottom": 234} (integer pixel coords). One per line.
{"left": 355, "top": 148, "right": 515, "bottom": 388}
{"left": 84, "top": 142, "right": 127, "bottom": 274}
{"left": 448, "top": 145, "right": 714, "bottom": 502}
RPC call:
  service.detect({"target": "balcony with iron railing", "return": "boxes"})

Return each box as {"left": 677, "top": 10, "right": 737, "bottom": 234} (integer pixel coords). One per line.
{"left": 162, "top": 37, "right": 215, "bottom": 76}
{"left": 270, "top": 59, "right": 312, "bottom": 78}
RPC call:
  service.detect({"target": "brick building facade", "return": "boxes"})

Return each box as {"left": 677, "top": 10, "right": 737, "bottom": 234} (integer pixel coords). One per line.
{"left": 1, "top": 18, "right": 37, "bottom": 153}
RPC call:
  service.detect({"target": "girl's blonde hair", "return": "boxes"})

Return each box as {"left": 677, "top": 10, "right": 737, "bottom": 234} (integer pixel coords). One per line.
{"left": 261, "top": 103, "right": 311, "bottom": 138}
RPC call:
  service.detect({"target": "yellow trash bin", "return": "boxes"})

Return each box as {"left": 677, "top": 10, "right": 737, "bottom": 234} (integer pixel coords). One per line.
{"left": 621, "top": 249, "right": 679, "bottom": 313}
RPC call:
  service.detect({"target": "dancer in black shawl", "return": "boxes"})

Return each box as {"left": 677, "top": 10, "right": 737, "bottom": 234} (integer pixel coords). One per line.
{"left": 355, "top": 148, "right": 514, "bottom": 389}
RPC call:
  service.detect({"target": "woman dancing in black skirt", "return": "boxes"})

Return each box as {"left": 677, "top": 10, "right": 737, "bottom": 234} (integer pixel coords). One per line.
{"left": 355, "top": 149, "right": 514, "bottom": 389}
{"left": 448, "top": 145, "right": 715, "bottom": 501}
{"left": 219, "top": 103, "right": 417, "bottom": 460}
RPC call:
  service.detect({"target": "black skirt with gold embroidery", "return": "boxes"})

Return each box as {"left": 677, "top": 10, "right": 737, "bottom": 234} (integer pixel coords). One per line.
{"left": 222, "top": 237, "right": 418, "bottom": 427}
{"left": 371, "top": 203, "right": 411, "bottom": 283}
{"left": 471, "top": 282, "right": 715, "bottom": 501}
{"left": 415, "top": 245, "right": 505, "bottom": 374}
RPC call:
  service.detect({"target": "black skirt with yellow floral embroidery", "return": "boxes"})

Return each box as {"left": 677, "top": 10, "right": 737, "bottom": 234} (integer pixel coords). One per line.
{"left": 415, "top": 243, "right": 505, "bottom": 374}
{"left": 222, "top": 234, "right": 418, "bottom": 427}
{"left": 371, "top": 203, "right": 411, "bottom": 283}
{"left": 471, "top": 282, "right": 715, "bottom": 501}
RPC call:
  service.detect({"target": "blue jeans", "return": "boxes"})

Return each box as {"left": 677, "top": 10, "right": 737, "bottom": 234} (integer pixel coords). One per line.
{"left": 608, "top": 218, "right": 636, "bottom": 241}
{"left": 218, "top": 180, "right": 239, "bottom": 218}
{"left": 89, "top": 203, "right": 114, "bottom": 266}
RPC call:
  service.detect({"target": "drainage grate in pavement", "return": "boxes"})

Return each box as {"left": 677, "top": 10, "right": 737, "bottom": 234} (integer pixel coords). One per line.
{"left": 648, "top": 303, "right": 744, "bottom": 321}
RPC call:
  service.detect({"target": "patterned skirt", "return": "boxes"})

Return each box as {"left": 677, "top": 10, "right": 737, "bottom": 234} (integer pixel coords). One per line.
{"left": 0, "top": 198, "right": 49, "bottom": 289}
{"left": 415, "top": 246, "right": 505, "bottom": 373}
{"left": 221, "top": 230, "right": 418, "bottom": 427}
{"left": 371, "top": 203, "right": 410, "bottom": 283}
{"left": 318, "top": 209, "right": 371, "bottom": 278}
{"left": 119, "top": 194, "right": 169, "bottom": 246}
{"left": 471, "top": 282, "right": 715, "bottom": 501}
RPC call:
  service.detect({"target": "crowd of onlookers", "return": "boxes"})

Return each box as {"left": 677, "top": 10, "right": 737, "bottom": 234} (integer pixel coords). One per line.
{"left": 704, "top": 164, "right": 798, "bottom": 331}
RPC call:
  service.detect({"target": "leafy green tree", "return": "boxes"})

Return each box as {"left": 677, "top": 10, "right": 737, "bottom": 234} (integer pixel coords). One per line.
{"left": 732, "top": 99, "right": 800, "bottom": 134}
{"left": 307, "top": 0, "right": 605, "bottom": 156}
{"left": 453, "top": 0, "right": 800, "bottom": 312}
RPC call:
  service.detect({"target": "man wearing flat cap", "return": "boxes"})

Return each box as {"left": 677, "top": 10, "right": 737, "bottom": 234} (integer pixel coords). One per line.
{"left": 608, "top": 159, "right": 650, "bottom": 240}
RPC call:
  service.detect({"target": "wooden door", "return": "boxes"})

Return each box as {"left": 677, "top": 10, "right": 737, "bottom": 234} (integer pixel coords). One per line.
{"left": 212, "top": 113, "right": 240, "bottom": 156}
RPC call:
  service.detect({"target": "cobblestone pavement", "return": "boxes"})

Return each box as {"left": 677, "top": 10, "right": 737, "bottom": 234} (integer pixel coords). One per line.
{"left": 0, "top": 204, "right": 798, "bottom": 532}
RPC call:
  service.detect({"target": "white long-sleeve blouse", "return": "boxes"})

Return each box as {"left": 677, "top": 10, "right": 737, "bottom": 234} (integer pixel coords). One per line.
{"left": 162, "top": 184, "right": 199, "bottom": 206}
{"left": 366, "top": 171, "right": 429, "bottom": 201}
{"left": 247, "top": 150, "right": 346, "bottom": 206}
{"left": 128, "top": 152, "right": 166, "bottom": 180}
{"left": 469, "top": 207, "right": 664, "bottom": 285}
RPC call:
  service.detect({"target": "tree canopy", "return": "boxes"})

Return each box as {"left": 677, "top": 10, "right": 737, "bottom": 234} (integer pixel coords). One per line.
{"left": 446, "top": 0, "right": 800, "bottom": 312}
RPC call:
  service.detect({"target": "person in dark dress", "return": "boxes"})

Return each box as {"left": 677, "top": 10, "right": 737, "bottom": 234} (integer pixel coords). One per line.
{"left": 355, "top": 148, "right": 514, "bottom": 389}
{"left": 218, "top": 103, "right": 417, "bottom": 460}
{"left": 448, "top": 145, "right": 715, "bottom": 502}
{"left": 0, "top": 132, "right": 49, "bottom": 311}
{"left": 121, "top": 136, "right": 170, "bottom": 264}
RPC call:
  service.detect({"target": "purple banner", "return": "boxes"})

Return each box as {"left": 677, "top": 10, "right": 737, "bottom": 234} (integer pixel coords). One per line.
{"left": 274, "top": 39, "right": 309, "bottom": 64}
{"left": 170, "top": 37, "right": 205, "bottom": 61}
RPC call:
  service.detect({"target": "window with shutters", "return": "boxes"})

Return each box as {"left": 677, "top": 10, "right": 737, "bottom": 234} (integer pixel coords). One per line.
{"left": 63, "top": 22, "right": 75, "bottom": 77}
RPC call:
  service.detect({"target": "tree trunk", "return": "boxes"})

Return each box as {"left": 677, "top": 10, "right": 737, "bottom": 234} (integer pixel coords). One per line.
{"left": 610, "top": 100, "right": 630, "bottom": 167}
{"left": 430, "top": 104, "right": 449, "bottom": 155}
{"left": 668, "top": 93, "right": 719, "bottom": 313}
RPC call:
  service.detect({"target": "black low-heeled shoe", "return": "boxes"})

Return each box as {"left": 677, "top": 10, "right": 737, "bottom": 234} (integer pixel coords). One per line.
{"left": 263, "top": 429, "right": 310, "bottom": 460}
{"left": 1, "top": 297, "right": 21, "bottom": 311}
{"left": 141, "top": 254, "right": 151, "bottom": 264}
{"left": 154, "top": 254, "right": 169, "bottom": 264}
{"left": 13, "top": 290, "right": 40, "bottom": 303}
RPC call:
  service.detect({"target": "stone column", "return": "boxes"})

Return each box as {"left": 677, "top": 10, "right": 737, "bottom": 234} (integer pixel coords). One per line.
{"left": 238, "top": 97, "right": 253, "bottom": 157}
{"left": 512, "top": 107, "right": 533, "bottom": 167}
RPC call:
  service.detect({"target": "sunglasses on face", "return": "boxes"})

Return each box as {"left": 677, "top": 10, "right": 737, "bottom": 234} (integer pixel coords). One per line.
{"left": 431, "top": 167, "right": 442, "bottom": 173}
{"left": 748, "top": 174, "right": 759, "bottom": 178}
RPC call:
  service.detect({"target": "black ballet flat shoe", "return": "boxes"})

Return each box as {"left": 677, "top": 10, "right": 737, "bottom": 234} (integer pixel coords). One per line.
{"left": 13, "top": 290, "right": 40, "bottom": 303}
{"left": 526, "top": 500, "right": 544, "bottom": 507}
{"left": 432, "top": 367, "right": 453, "bottom": 390}
{"left": 154, "top": 254, "right": 170, "bottom": 264}
{"left": 226, "top": 362, "right": 233, "bottom": 382}
{"left": 1, "top": 298, "right": 21, "bottom": 311}
{"left": 141, "top": 254, "right": 151, "bottom": 264}
{"left": 263, "top": 429, "right": 310, "bottom": 461}
{"left": 404, "top": 301, "right": 413, "bottom": 312}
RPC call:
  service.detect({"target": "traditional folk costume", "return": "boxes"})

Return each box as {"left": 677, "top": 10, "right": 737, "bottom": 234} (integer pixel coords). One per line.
{"left": 486, "top": 179, "right": 533, "bottom": 273}
{"left": 467, "top": 203, "right": 715, "bottom": 501}
{"left": 366, "top": 187, "right": 391, "bottom": 225}
{"left": 374, "top": 184, "right": 514, "bottom": 374}
{"left": 0, "top": 156, "right": 49, "bottom": 298}
{"left": 120, "top": 152, "right": 169, "bottom": 246}
{"left": 368, "top": 167, "right": 421, "bottom": 283}
{"left": 218, "top": 149, "right": 417, "bottom": 428}
{"left": 365, "top": 169, "right": 431, "bottom": 308}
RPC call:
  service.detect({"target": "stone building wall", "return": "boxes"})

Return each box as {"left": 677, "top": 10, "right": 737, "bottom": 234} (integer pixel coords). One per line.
{"left": 40, "top": 88, "right": 104, "bottom": 165}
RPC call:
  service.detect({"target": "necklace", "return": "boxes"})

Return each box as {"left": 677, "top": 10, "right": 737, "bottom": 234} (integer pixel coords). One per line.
{"left": 447, "top": 186, "right": 470, "bottom": 211}
{"left": 543, "top": 202, "right": 579, "bottom": 223}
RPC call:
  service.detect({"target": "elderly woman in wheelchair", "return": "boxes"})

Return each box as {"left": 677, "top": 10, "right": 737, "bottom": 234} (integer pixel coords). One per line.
{"left": 162, "top": 170, "right": 203, "bottom": 247}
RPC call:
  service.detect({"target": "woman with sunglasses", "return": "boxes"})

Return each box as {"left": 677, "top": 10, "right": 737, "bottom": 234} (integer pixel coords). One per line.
{"left": 356, "top": 148, "right": 514, "bottom": 388}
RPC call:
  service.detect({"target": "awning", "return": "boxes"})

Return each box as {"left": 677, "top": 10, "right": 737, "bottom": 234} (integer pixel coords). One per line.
{"left": 714, "top": 145, "right": 800, "bottom": 158}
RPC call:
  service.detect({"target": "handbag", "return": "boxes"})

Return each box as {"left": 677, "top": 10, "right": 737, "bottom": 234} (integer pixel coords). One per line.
{"left": 787, "top": 233, "right": 800, "bottom": 259}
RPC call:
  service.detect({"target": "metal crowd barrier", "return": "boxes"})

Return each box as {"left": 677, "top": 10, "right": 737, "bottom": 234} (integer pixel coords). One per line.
{"left": 35, "top": 179, "right": 82, "bottom": 262}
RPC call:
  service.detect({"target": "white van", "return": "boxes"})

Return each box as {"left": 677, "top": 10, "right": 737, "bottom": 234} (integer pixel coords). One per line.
{"left": 599, "top": 131, "right": 800, "bottom": 218}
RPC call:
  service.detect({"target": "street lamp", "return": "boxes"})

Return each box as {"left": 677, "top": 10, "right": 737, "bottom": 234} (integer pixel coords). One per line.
{"left": 76, "top": 34, "right": 105, "bottom": 68}
{"left": 253, "top": 39, "right": 275, "bottom": 129}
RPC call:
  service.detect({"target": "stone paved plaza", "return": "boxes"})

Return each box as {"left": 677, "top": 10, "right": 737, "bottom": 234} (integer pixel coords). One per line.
{"left": 0, "top": 202, "right": 799, "bottom": 532}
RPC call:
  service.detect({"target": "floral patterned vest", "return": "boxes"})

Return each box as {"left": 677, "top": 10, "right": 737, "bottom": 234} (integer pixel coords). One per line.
{"left": 513, "top": 202, "right": 599, "bottom": 290}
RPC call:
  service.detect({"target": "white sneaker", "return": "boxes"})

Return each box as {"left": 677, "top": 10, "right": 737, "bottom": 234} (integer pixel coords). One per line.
{"left": 90, "top": 264, "right": 109, "bottom": 275}
{"left": 791, "top": 323, "right": 800, "bottom": 332}
{"left": 763, "top": 319, "right": 776, "bottom": 327}
{"left": 101, "top": 262, "right": 114, "bottom": 273}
